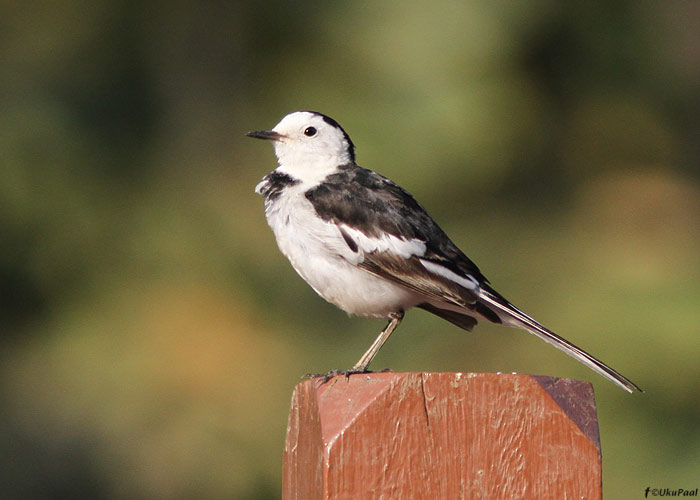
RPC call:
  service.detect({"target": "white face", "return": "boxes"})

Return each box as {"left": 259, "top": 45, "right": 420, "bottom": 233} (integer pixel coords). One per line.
{"left": 267, "top": 112, "right": 354, "bottom": 182}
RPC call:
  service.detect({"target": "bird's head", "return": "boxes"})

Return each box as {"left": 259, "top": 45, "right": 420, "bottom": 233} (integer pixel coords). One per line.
{"left": 247, "top": 111, "right": 355, "bottom": 183}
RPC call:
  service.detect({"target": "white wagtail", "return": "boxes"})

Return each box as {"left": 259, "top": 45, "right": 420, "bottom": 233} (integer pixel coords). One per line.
{"left": 247, "top": 111, "right": 642, "bottom": 393}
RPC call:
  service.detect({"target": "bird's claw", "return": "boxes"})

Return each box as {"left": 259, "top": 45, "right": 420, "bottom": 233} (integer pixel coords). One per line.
{"left": 303, "top": 367, "right": 393, "bottom": 385}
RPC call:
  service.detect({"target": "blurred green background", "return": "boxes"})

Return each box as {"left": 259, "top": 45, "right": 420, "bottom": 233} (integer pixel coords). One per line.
{"left": 1, "top": 1, "right": 698, "bottom": 498}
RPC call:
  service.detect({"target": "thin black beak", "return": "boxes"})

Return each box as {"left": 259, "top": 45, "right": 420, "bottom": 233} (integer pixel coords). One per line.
{"left": 245, "top": 130, "right": 284, "bottom": 141}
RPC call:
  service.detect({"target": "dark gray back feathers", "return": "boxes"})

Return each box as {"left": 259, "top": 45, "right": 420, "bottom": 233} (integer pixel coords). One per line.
{"left": 305, "top": 164, "right": 488, "bottom": 283}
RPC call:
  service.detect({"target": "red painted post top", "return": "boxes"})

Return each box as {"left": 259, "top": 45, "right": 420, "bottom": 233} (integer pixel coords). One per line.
{"left": 282, "top": 372, "right": 601, "bottom": 500}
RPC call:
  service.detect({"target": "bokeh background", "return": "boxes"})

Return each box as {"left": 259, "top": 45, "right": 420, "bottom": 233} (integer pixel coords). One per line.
{"left": 2, "top": 1, "right": 699, "bottom": 498}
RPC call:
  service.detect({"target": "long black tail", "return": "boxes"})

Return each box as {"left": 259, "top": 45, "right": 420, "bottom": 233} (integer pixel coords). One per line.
{"left": 478, "top": 289, "right": 643, "bottom": 393}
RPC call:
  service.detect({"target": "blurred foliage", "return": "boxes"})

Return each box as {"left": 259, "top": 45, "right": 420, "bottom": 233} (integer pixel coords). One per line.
{"left": 1, "top": 1, "right": 699, "bottom": 499}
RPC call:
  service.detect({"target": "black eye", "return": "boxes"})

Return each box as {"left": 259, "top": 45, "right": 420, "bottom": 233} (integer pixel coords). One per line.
{"left": 304, "top": 126, "right": 317, "bottom": 137}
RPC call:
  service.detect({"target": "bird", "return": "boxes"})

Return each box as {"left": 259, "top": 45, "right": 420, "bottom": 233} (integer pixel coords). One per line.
{"left": 246, "top": 110, "right": 642, "bottom": 393}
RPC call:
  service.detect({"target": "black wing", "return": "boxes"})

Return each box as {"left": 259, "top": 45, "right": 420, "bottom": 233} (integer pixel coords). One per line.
{"left": 305, "top": 163, "right": 488, "bottom": 284}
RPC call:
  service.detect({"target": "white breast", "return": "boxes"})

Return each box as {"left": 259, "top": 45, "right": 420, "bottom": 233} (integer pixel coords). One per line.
{"left": 262, "top": 184, "right": 422, "bottom": 318}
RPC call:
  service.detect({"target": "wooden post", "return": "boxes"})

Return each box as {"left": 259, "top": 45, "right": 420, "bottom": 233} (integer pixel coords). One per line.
{"left": 282, "top": 372, "right": 601, "bottom": 500}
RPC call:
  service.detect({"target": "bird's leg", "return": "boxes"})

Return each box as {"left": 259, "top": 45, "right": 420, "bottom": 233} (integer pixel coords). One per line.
{"left": 352, "top": 311, "right": 404, "bottom": 372}
{"left": 304, "top": 311, "right": 404, "bottom": 384}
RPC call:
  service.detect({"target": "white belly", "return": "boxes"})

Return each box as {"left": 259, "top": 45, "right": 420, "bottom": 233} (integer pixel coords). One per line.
{"left": 263, "top": 188, "right": 421, "bottom": 318}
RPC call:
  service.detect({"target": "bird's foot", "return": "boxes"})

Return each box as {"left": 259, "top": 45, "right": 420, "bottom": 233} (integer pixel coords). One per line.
{"left": 304, "top": 367, "right": 392, "bottom": 385}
